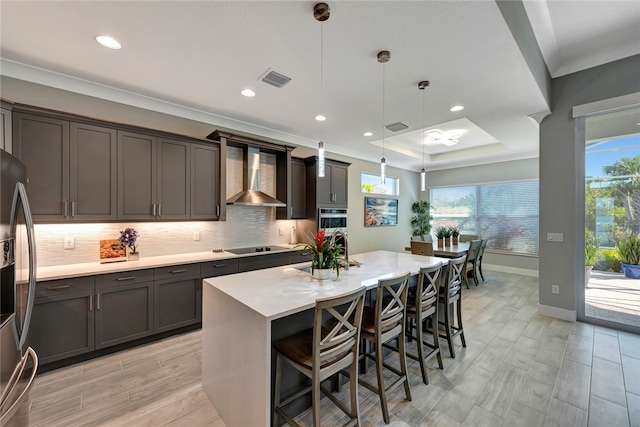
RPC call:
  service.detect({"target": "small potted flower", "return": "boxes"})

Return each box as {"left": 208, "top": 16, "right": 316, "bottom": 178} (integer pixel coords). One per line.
{"left": 297, "top": 230, "right": 345, "bottom": 280}
{"left": 442, "top": 227, "right": 452, "bottom": 246}
{"left": 435, "top": 226, "right": 447, "bottom": 248}
{"left": 450, "top": 226, "right": 460, "bottom": 245}
{"left": 119, "top": 227, "right": 140, "bottom": 261}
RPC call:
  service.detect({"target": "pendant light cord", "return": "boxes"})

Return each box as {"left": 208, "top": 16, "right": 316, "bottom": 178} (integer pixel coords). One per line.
{"left": 382, "top": 61, "right": 385, "bottom": 159}
{"left": 422, "top": 84, "right": 425, "bottom": 168}
{"left": 320, "top": 22, "right": 324, "bottom": 142}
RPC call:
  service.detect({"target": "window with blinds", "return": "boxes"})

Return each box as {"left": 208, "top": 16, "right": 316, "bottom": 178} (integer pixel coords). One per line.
{"left": 430, "top": 181, "right": 539, "bottom": 255}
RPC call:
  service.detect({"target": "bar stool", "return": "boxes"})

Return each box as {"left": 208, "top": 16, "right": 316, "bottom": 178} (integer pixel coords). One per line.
{"left": 405, "top": 263, "right": 444, "bottom": 384}
{"left": 477, "top": 239, "right": 489, "bottom": 281}
{"left": 358, "top": 272, "right": 412, "bottom": 424}
{"left": 463, "top": 239, "right": 482, "bottom": 288}
{"left": 439, "top": 256, "right": 467, "bottom": 358}
{"left": 272, "top": 286, "right": 366, "bottom": 427}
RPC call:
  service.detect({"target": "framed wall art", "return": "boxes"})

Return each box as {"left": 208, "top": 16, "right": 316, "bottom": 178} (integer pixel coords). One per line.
{"left": 364, "top": 197, "right": 398, "bottom": 227}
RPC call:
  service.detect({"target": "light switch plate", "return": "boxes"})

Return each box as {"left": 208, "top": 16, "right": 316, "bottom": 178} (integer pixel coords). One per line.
{"left": 64, "top": 237, "right": 75, "bottom": 249}
{"left": 193, "top": 231, "right": 200, "bottom": 241}
{"left": 551, "top": 284, "right": 560, "bottom": 294}
{"left": 547, "top": 232, "right": 564, "bottom": 242}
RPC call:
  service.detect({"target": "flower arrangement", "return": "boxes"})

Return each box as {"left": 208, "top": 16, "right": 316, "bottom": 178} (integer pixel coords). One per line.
{"left": 297, "top": 230, "right": 345, "bottom": 277}
{"left": 450, "top": 226, "right": 460, "bottom": 238}
{"left": 435, "top": 226, "right": 447, "bottom": 239}
{"left": 118, "top": 227, "right": 139, "bottom": 254}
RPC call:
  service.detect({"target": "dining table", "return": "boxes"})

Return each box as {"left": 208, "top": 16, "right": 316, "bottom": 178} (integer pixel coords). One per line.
{"left": 405, "top": 241, "right": 470, "bottom": 258}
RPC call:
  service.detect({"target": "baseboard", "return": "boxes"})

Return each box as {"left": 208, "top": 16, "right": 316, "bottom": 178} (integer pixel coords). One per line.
{"left": 537, "top": 304, "right": 577, "bottom": 322}
{"left": 484, "top": 263, "right": 538, "bottom": 277}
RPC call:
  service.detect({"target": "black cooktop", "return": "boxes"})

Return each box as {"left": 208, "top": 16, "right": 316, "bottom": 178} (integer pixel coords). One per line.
{"left": 225, "top": 245, "right": 289, "bottom": 255}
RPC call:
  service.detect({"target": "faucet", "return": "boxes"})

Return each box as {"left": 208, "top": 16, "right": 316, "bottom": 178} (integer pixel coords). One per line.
{"left": 330, "top": 230, "right": 349, "bottom": 270}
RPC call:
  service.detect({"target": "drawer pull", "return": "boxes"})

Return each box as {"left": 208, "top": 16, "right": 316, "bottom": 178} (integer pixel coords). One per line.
{"left": 214, "top": 264, "right": 227, "bottom": 268}
{"left": 171, "top": 269, "right": 187, "bottom": 274}
{"left": 97, "top": 294, "right": 100, "bottom": 310}
{"left": 89, "top": 294, "right": 93, "bottom": 311}
{"left": 116, "top": 276, "right": 136, "bottom": 281}
{"left": 47, "top": 284, "right": 70, "bottom": 290}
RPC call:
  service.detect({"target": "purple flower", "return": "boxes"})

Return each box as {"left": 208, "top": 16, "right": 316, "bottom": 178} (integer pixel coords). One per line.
{"left": 118, "top": 227, "right": 139, "bottom": 252}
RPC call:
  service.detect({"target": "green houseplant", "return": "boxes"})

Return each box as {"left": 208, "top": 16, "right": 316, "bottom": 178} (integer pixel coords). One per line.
{"left": 617, "top": 234, "right": 640, "bottom": 278}
{"left": 410, "top": 201, "right": 433, "bottom": 238}
{"left": 435, "top": 226, "right": 447, "bottom": 248}
{"left": 584, "top": 230, "right": 599, "bottom": 285}
{"left": 450, "top": 226, "right": 460, "bottom": 245}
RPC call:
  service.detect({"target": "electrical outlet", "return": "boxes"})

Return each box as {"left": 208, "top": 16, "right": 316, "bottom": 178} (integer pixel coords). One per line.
{"left": 193, "top": 231, "right": 200, "bottom": 241}
{"left": 64, "top": 237, "right": 75, "bottom": 249}
{"left": 279, "top": 228, "right": 283, "bottom": 236}
{"left": 547, "top": 232, "right": 564, "bottom": 242}
{"left": 551, "top": 284, "right": 560, "bottom": 294}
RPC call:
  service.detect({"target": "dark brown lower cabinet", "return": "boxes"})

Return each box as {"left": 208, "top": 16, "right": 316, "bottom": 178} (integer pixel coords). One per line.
{"left": 95, "top": 282, "right": 154, "bottom": 349}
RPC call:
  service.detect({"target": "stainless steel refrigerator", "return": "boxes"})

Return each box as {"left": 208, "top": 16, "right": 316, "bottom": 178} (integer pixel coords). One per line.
{"left": 1, "top": 150, "right": 38, "bottom": 426}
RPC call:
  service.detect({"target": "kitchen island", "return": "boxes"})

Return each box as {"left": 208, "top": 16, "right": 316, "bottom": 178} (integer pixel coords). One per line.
{"left": 202, "top": 250, "right": 448, "bottom": 427}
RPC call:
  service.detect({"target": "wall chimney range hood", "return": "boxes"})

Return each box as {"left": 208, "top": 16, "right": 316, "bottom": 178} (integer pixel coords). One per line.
{"left": 226, "top": 146, "right": 286, "bottom": 207}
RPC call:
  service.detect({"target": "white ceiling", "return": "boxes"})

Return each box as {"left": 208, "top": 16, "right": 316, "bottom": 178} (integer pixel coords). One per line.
{"left": 1, "top": 1, "right": 639, "bottom": 172}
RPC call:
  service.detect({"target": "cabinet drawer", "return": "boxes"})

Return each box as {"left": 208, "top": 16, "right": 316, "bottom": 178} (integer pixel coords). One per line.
{"left": 36, "top": 276, "right": 95, "bottom": 298}
{"left": 95, "top": 269, "right": 154, "bottom": 289}
{"left": 201, "top": 258, "right": 239, "bottom": 277}
{"left": 154, "top": 263, "right": 200, "bottom": 281}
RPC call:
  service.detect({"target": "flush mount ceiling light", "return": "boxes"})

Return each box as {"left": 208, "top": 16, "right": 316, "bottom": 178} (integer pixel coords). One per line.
{"left": 95, "top": 35, "right": 121, "bottom": 49}
{"left": 424, "top": 129, "right": 461, "bottom": 146}
{"left": 419, "top": 80, "right": 430, "bottom": 192}
{"left": 315, "top": 114, "right": 326, "bottom": 121}
{"left": 363, "top": 132, "right": 373, "bottom": 137}
{"left": 378, "top": 50, "right": 390, "bottom": 184}
{"left": 241, "top": 89, "right": 255, "bottom": 97}
{"left": 450, "top": 105, "right": 464, "bottom": 112}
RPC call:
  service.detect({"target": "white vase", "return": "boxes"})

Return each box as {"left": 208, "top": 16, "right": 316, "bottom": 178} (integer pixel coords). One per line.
{"left": 128, "top": 251, "right": 140, "bottom": 261}
{"left": 312, "top": 268, "right": 332, "bottom": 280}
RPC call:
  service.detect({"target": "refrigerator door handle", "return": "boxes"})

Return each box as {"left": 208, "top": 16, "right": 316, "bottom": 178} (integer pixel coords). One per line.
{"left": 0, "top": 347, "right": 38, "bottom": 424}
{"left": 10, "top": 183, "right": 37, "bottom": 352}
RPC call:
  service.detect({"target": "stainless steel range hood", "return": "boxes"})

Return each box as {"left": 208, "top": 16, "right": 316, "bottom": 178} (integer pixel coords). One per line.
{"left": 226, "top": 146, "right": 286, "bottom": 207}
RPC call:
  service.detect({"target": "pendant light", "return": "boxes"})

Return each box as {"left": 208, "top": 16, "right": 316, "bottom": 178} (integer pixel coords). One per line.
{"left": 418, "top": 80, "right": 430, "bottom": 191}
{"left": 314, "top": 3, "right": 330, "bottom": 178}
{"left": 378, "top": 51, "right": 390, "bottom": 184}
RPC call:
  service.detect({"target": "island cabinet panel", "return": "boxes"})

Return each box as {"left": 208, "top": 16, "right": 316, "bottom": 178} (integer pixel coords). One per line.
{"left": 12, "top": 112, "right": 70, "bottom": 220}
{"left": 154, "top": 263, "right": 202, "bottom": 333}
{"left": 118, "top": 131, "right": 158, "bottom": 220}
{"left": 201, "top": 258, "right": 239, "bottom": 277}
{"left": 94, "top": 281, "right": 154, "bottom": 349}
{"left": 30, "top": 277, "right": 95, "bottom": 364}
{"left": 191, "top": 143, "right": 220, "bottom": 220}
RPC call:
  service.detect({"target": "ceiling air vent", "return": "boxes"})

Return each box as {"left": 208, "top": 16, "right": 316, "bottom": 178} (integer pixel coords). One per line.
{"left": 261, "top": 70, "right": 291, "bottom": 88}
{"left": 384, "top": 122, "right": 409, "bottom": 132}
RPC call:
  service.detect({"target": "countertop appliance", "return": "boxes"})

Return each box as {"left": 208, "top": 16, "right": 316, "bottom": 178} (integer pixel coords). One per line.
{"left": 1, "top": 150, "right": 38, "bottom": 426}
{"left": 225, "top": 245, "right": 290, "bottom": 255}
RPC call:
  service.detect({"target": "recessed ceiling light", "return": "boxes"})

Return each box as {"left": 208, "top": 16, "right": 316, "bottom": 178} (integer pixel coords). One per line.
{"left": 95, "top": 35, "right": 121, "bottom": 50}
{"left": 363, "top": 132, "right": 373, "bottom": 137}
{"left": 636, "top": 122, "right": 640, "bottom": 126}
{"left": 315, "top": 115, "right": 326, "bottom": 121}
{"left": 241, "top": 89, "right": 255, "bottom": 97}
{"left": 450, "top": 105, "right": 464, "bottom": 112}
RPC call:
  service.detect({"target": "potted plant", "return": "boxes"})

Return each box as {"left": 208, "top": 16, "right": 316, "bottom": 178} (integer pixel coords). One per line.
{"left": 435, "top": 226, "right": 447, "bottom": 248}
{"left": 450, "top": 226, "right": 460, "bottom": 245}
{"left": 297, "top": 230, "right": 345, "bottom": 280}
{"left": 617, "top": 234, "right": 640, "bottom": 278}
{"left": 411, "top": 200, "right": 433, "bottom": 239}
{"left": 119, "top": 227, "right": 140, "bottom": 261}
{"left": 584, "top": 230, "right": 599, "bottom": 286}
{"left": 442, "top": 227, "right": 452, "bottom": 246}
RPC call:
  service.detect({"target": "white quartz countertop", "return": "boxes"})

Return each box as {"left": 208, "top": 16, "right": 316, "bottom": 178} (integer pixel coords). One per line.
{"left": 36, "top": 245, "right": 299, "bottom": 281}
{"left": 203, "top": 250, "right": 449, "bottom": 321}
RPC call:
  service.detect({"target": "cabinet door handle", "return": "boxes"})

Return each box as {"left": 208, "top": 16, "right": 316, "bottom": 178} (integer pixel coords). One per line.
{"left": 216, "top": 205, "right": 220, "bottom": 216}
{"left": 214, "top": 264, "right": 227, "bottom": 268}
{"left": 89, "top": 294, "right": 93, "bottom": 311}
{"left": 171, "top": 269, "right": 187, "bottom": 274}
{"left": 116, "top": 276, "right": 136, "bottom": 281}
{"left": 158, "top": 204, "right": 162, "bottom": 217}
{"left": 290, "top": 207, "right": 293, "bottom": 217}
{"left": 97, "top": 294, "right": 100, "bottom": 310}
{"left": 152, "top": 203, "right": 157, "bottom": 217}
{"left": 47, "top": 284, "right": 70, "bottom": 290}
{"left": 64, "top": 201, "right": 69, "bottom": 217}
{"left": 71, "top": 201, "right": 76, "bottom": 217}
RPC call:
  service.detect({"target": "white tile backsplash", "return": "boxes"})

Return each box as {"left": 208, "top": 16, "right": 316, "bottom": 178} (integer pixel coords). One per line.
{"left": 35, "top": 207, "right": 296, "bottom": 267}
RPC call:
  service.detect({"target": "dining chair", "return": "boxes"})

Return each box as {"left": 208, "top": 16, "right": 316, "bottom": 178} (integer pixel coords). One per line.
{"left": 411, "top": 234, "right": 433, "bottom": 243}
{"left": 438, "top": 256, "right": 467, "bottom": 358}
{"left": 463, "top": 239, "right": 482, "bottom": 288}
{"left": 405, "top": 263, "right": 444, "bottom": 384}
{"left": 477, "top": 239, "right": 489, "bottom": 281}
{"left": 458, "top": 234, "right": 479, "bottom": 243}
{"left": 358, "top": 272, "right": 412, "bottom": 424}
{"left": 272, "top": 286, "right": 366, "bottom": 427}
{"left": 410, "top": 240, "right": 434, "bottom": 256}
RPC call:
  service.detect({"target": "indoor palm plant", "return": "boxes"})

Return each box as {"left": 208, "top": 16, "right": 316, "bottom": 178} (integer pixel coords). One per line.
{"left": 617, "top": 234, "right": 640, "bottom": 278}
{"left": 297, "top": 230, "right": 345, "bottom": 280}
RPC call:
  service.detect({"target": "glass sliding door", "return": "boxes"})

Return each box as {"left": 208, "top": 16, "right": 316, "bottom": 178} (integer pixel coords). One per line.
{"left": 583, "top": 106, "right": 640, "bottom": 332}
